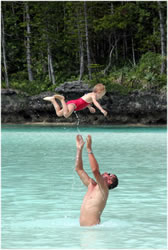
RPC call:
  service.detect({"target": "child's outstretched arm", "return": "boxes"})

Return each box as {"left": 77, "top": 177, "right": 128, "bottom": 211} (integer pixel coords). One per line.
{"left": 91, "top": 95, "right": 107, "bottom": 116}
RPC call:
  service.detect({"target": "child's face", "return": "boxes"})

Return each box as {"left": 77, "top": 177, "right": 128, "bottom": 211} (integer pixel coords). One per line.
{"left": 96, "top": 90, "right": 106, "bottom": 99}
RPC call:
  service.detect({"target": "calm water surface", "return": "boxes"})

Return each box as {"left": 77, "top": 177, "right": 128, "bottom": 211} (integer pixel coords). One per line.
{"left": 1, "top": 125, "right": 167, "bottom": 249}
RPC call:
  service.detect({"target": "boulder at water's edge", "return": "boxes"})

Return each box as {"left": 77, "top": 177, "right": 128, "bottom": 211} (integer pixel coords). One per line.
{"left": 1, "top": 81, "right": 167, "bottom": 125}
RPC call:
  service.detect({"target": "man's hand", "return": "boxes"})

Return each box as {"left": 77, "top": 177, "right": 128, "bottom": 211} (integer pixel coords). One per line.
{"left": 86, "top": 135, "right": 92, "bottom": 152}
{"left": 76, "top": 135, "right": 85, "bottom": 150}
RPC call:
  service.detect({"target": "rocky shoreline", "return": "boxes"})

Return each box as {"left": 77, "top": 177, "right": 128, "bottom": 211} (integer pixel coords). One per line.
{"left": 1, "top": 81, "right": 167, "bottom": 125}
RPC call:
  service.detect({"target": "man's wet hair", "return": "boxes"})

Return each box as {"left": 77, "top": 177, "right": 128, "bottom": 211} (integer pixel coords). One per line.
{"left": 108, "top": 174, "right": 118, "bottom": 190}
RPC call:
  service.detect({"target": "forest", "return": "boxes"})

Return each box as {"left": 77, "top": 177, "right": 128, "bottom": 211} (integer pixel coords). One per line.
{"left": 1, "top": 1, "right": 167, "bottom": 95}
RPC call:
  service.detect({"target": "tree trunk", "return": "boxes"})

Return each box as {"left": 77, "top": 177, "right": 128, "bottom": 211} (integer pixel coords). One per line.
{"left": 45, "top": 19, "right": 56, "bottom": 85}
{"left": 47, "top": 44, "right": 56, "bottom": 84}
{"left": 84, "top": 1, "right": 92, "bottom": 80}
{"left": 1, "top": 10, "right": 9, "bottom": 88}
{"left": 131, "top": 37, "right": 136, "bottom": 66}
{"left": 122, "top": 32, "right": 127, "bottom": 60}
{"left": 115, "top": 33, "right": 118, "bottom": 61}
{"left": 103, "top": 40, "right": 118, "bottom": 75}
{"left": 78, "top": 27, "right": 84, "bottom": 83}
{"left": 25, "top": 2, "right": 34, "bottom": 81}
{"left": 48, "top": 52, "right": 52, "bottom": 82}
{"left": 157, "top": 1, "right": 166, "bottom": 74}
{"left": 111, "top": 3, "right": 118, "bottom": 62}
{"left": 76, "top": 9, "right": 84, "bottom": 83}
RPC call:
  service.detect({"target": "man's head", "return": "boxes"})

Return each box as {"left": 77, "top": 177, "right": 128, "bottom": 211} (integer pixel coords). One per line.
{"left": 102, "top": 172, "right": 118, "bottom": 190}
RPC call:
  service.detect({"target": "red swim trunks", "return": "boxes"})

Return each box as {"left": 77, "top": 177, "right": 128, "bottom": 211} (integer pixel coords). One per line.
{"left": 66, "top": 98, "right": 90, "bottom": 111}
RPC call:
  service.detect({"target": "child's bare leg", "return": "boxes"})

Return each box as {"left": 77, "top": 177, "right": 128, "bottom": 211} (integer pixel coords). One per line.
{"left": 54, "top": 95, "right": 68, "bottom": 117}
{"left": 52, "top": 99, "right": 64, "bottom": 117}
{"left": 64, "top": 104, "right": 75, "bottom": 118}
{"left": 43, "top": 96, "right": 63, "bottom": 117}
{"left": 54, "top": 95, "right": 75, "bottom": 118}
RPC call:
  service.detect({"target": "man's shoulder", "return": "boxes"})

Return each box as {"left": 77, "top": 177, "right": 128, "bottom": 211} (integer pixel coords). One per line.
{"left": 97, "top": 179, "right": 109, "bottom": 194}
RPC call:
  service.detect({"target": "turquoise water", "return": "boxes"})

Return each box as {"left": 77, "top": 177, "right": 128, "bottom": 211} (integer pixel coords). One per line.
{"left": 1, "top": 125, "right": 167, "bottom": 249}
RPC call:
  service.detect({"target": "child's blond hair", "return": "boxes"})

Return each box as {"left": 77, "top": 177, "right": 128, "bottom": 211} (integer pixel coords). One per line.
{"left": 93, "top": 83, "right": 106, "bottom": 93}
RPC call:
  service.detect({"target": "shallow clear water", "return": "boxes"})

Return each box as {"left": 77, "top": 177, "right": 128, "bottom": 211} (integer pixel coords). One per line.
{"left": 1, "top": 125, "right": 167, "bottom": 249}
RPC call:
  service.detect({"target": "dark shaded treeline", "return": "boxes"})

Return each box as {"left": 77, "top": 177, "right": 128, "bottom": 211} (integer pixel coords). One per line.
{"left": 1, "top": 1, "right": 167, "bottom": 91}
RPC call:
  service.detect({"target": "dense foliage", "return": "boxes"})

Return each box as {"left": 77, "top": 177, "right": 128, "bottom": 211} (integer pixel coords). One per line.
{"left": 1, "top": 1, "right": 167, "bottom": 95}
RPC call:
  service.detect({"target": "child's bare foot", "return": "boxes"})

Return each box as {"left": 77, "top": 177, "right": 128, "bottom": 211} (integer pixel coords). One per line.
{"left": 53, "top": 94, "right": 65, "bottom": 101}
{"left": 43, "top": 96, "right": 55, "bottom": 102}
{"left": 43, "top": 94, "right": 64, "bottom": 102}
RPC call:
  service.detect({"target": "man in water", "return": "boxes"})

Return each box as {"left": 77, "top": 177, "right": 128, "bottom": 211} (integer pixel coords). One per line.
{"left": 75, "top": 135, "right": 118, "bottom": 226}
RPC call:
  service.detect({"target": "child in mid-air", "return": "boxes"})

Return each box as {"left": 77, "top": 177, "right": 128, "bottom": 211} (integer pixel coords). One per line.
{"left": 43, "top": 83, "right": 107, "bottom": 118}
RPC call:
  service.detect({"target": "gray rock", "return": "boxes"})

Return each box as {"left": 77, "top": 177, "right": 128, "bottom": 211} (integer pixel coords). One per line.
{"left": 55, "top": 81, "right": 92, "bottom": 93}
{"left": 1, "top": 82, "right": 167, "bottom": 125}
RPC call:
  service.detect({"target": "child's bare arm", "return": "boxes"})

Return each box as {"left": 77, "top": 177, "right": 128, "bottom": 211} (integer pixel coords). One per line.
{"left": 87, "top": 105, "right": 96, "bottom": 113}
{"left": 91, "top": 95, "right": 107, "bottom": 116}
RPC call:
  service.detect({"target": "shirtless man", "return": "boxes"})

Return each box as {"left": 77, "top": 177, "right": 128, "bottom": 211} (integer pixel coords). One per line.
{"left": 75, "top": 135, "right": 118, "bottom": 226}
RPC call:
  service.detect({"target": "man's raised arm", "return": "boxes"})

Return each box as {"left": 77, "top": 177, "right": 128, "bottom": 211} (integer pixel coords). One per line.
{"left": 75, "top": 135, "right": 91, "bottom": 187}
{"left": 86, "top": 135, "right": 108, "bottom": 190}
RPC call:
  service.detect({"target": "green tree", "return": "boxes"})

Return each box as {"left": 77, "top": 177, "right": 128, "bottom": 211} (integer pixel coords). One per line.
{"left": 1, "top": 1, "right": 167, "bottom": 94}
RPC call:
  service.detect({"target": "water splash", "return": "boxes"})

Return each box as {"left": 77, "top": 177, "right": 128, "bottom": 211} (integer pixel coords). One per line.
{"left": 74, "top": 111, "right": 81, "bottom": 134}
{"left": 63, "top": 112, "right": 81, "bottom": 221}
